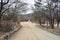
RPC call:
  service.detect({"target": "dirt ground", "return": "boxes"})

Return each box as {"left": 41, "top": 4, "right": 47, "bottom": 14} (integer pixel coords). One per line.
{"left": 9, "top": 21, "right": 60, "bottom": 40}
{"left": 39, "top": 23, "right": 60, "bottom": 36}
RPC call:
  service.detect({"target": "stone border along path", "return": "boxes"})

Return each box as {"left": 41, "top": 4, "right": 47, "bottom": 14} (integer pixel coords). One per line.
{"left": 0, "top": 25, "right": 22, "bottom": 40}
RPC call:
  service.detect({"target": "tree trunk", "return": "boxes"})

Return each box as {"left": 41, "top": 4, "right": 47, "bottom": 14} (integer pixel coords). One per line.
{"left": 47, "top": 21, "right": 49, "bottom": 26}
{"left": 51, "top": 20, "right": 54, "bottom": 29}
{"left": 57, "top": 22, "right": 59, "bottom": 27}
{"left": 39, "top": 19, "right": 41, "bottom": 25}
{"left": 0, "top": 0, "right": 3, "bottom": 29}
{"left": 0, "top": 16, "right": 1, "bottom": 30}
{"left": 49, "top": 18, "right": 54, "bottom": 29}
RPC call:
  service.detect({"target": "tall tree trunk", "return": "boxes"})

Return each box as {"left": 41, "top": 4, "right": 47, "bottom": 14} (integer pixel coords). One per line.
{"left": 39, "top": 19, "right": 41, "bottom": 25}
{"left": 49, "top": 20, "right": 54, "bottom": 29}
{"left": 0, "top": 14, "right": 1, "bottom": 30}
{"left": 57, "top": 22, "right": 59, "bottom": 27}
{"left": 0, "top": 0, "right": 3, "bottom": 28}
{"left": 51, "top": 19, "right": 54, "bottom": 29}
{"left": 47, "top": 21, "right": 49, "bottom": 26}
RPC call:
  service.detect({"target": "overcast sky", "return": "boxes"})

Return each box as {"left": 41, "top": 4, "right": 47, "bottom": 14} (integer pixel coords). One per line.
{"left": 20, "top": 0, "right": 46, "bottom": 14}
{"left": 20, "top": 0, "right": 35, "bottom": 4}
{"left": 19, "top": 0, "right": 35, "bottom": 14}
{"left": 21, "top": 0, "right": 46, "bottom": 14}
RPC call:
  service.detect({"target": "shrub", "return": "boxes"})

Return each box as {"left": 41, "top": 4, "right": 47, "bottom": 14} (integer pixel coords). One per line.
{"left": 1, "top": 21, "right": 14, "bottom": 32}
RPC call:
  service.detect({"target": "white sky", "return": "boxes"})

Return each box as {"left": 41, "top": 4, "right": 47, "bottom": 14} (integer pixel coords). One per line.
{"left": 19, "top": 0, "right": 47, "bottom": 14}
{"left": 20, "top": 0, "right": 35, "bottom": 14}
{"left": 22, "top": 0, "right": 46, "bottom": 14}
{"left": 20, "top": 0, "right": 35, "bottom": 5}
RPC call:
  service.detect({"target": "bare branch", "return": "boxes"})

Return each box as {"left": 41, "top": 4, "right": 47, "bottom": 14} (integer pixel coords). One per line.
{"left": 2, "top": 0, "right": 9, "bottom": 6}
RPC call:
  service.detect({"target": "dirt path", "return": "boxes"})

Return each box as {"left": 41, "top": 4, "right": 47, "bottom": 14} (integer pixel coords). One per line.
{"left": 9, "top": 21, "right": 60, "bottom": 40}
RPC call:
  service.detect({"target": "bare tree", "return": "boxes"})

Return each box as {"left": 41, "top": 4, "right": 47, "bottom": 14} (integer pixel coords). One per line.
{"left": 0, "top": 0, "right": 9, "bottom": 30}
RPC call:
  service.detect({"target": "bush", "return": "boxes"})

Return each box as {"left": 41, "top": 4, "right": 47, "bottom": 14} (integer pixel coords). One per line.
{"left": 1, "top": 21, "right": 14, "bottom": 32}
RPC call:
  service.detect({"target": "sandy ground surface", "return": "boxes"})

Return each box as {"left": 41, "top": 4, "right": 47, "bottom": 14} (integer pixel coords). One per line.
{"left": 9, "top": 21, "right": 60, "bottom": 40}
